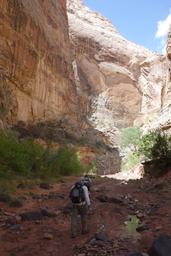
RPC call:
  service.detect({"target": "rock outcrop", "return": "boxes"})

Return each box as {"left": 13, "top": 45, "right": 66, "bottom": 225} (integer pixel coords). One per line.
{"left": 67, "top": 0, "right": 166, "bottom": 142}
{"left": 0, "top": 0, "right": 78, "bottom": 125}
{"left": 157, "top": 25, "right": 171, "bottom": 131}
{"left": 142, "top": 25, "right": 171, "bottom": 131}
{"left": 1, "top": 0, "right": 169, "bottom": 173}
{"left": 0, "top": 0, "right": 120, "bottom": 174}
{"left": 167, "top": 26, "right": 171, "bottom": 61}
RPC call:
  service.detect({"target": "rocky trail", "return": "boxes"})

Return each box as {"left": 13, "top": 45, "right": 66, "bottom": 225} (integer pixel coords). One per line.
{"left": 1, "top": 174, "right": 171, "bottom": 256}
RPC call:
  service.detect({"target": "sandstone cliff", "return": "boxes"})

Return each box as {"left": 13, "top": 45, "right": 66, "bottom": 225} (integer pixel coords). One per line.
{"left": 154, "top": 25, "right": 171, "bottom": 131}
{"left": 0, "top": 0, "right": 78, "bottom": 125}
{"left": 67, "top": 0, "right": 167, "bottom": 142}
{"left": 0, "top": 0, "right": 120, "bottom": 174}
{"left": 1, "top": 0, "right": 169, "bottom": 174}
{"left": 140, "top": 26, "right": 171, "bottom": 131}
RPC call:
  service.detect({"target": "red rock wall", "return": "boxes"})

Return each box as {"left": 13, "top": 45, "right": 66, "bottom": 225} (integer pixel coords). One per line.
{"left": 167, "top": 26, "right": 171, "bottom": 61}
{"left": 0, "top": 0, "right": 77, "bottom": 124}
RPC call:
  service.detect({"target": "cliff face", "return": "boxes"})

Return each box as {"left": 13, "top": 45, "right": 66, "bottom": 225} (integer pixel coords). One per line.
{"left": 167, "top": 26, "right": 171, "bottom": 61}
{"left": 67, "top": 0, "right": 166, "bottom": 142}
{"left": 141, "top": 26, "right": 171, "bottom": 131}
{"left": 0, "top": 0, "right": 78, "bottom": 124}
{"left": 1, "top": 0, "right": 169, "bottom": 173}
{"left": 154, "top": 25, "right": 171, "bottom": 131}
{"left": 0, "top": 0, "right": 121, "bottom": 174}
{"left": 165, "top": 25, "right": 171, "bottom": 106}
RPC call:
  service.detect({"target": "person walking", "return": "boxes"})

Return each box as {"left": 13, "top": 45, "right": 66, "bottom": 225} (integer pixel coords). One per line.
{"left": 70, "top": 180, "right": 91, "bottom": 238}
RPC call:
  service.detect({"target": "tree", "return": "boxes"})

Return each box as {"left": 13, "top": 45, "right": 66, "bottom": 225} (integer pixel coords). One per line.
{"left": 138, "top": 130, "right": 170, "bottom": 161}
{"left": 120, "top": 126, "right": 142, "bottom": 171}
{"left": 120, "top": 126, "right": 142, "bottom": 151}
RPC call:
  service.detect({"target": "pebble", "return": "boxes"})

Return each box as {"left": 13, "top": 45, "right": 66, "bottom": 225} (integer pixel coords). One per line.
{"left": 43, "top": 233, "right": 53, "bottom": 240}
{"left": 155, "top": 226, "right": 162, "bottom": 231}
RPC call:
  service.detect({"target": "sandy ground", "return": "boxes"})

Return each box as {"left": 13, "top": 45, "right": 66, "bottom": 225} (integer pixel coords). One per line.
{"left": 0, "top": 173, "right": 171, "bottom": 256}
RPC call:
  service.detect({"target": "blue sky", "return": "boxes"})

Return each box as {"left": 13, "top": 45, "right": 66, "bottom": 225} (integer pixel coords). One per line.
{"left": 83, "top": 0, "right": 171, "bottom": 53}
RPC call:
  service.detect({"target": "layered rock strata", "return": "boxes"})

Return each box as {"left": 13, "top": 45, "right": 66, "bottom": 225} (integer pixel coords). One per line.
{"left": 67, "top": 0, "right": 166, "bottom": 142}
{"left": 156, "top": 25, "right": 171, "bottom": 131}
{"left": 0, "top": 0, "right": 120, "bottom": 174}
{"left": 0, "top": 0, "right": 78, "bottom": 124}
{"left": 142, "top": 25, "right": 171, "bottom": 131}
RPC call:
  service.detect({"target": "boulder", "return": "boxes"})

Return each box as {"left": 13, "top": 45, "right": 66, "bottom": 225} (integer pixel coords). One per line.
{"left": 148, "top": 234, "right": 171, "bottom": 256}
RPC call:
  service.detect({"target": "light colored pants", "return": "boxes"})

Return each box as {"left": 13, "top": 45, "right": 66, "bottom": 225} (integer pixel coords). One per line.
{"left": 71, "top": 203, "right": 88, "bottom": 236}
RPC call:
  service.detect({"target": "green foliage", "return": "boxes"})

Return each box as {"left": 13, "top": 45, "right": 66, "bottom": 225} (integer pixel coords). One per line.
{"left": 87, "top": 162, "right": 97, "bottom": 175}
{"left": 138, "top": 130, "right": 170, "bottom": 161}
{"left": 137, "top": 130, "right": 171, "bottom": 177}
{"left": 56, "top": 147, "right": 83, "bottom": 176}
{"left": 0, "top": 130, "right": 45, "bottom": 176}
{"left": 120, "top": 126, "right": 142, "bottom": 150}
{"left": 124, "top": 215, "right": 140, "bottom": 240}
{"left": 120, "top": 126, "right": 142, "bottom": 170}
{"left": 122, "top": 152, "right": 140, "bottom": 171}
{"left": 0, "top": 130, "right": 84, "bottom": 193}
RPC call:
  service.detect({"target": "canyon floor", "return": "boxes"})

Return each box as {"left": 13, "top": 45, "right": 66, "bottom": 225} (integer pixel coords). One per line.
{"left": 0, "top": 172, "right": 171, "bottom": 256}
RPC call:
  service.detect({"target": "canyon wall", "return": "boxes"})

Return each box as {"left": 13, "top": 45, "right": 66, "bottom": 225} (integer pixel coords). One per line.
{"left": 141, "top": 26, "right": 171, "bottom": 131}
{"left": 164, "top": 25, "right": 171, "bottom": 109}
{"left": 0, "top": 0, "right": 120, "bottom": 174}
{"left": 0, "top": 0, "right": 169, "bottom": 174}
{"left": 0, "top": 0, "right": 78, "bottom": 125}
{"left": 156, "top": 25, "right": 171, "bottom": 131}
{"left": 67, "top": 0, "right": 167, "bottom": 142}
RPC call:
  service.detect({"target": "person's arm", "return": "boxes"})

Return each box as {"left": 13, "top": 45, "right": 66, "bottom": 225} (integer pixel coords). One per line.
{"left": 83, "top": 185, "right": 91, "bottom": 206}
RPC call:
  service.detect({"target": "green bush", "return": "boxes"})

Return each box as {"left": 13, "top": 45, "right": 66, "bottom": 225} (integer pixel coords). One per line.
{"left": 120, "top": 126, "right": 142, "bottom": 151}
{"left": 122, "top": 152, "right": 140, "bottom": 171}
{"left": 0, "top": 130, "right": 45, "bottom": 177}
{"left": 120, "top": 126, "right": 142, "bottom": 170}
{"left": 56, "top": 147, "right": 83, "bottom": 176}
{"left": 0, "top": 130, "right": 83, "bottom": 192}
{"left": 138, "top": 130, "right": 170, "bottom": 161}
{"left": 87, "top": 162, "right": 97, "bottom": 175}
{"left": 137, "top": 130, "right": 171, "bottom": 177}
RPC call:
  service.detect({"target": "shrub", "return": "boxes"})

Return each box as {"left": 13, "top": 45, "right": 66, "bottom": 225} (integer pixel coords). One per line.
{"left": 0, "top": 130, "right": 45, "bottom": 177}
{"left": 122, "top": 152, "right": 140, "bottom": 171}
{"left": 120, "top": 126, "right": 142, "bottom": 151}
{"left": 138, "top": 130, "right": 170, "bottom": 161}
{"left": 0, "top": 130, "right": 84, "bottom": 193}
{"left": 120, "top": 126, "right": 142, "bottom": 170}
{"left": 56, "top": 147, "right": 83, "bottom": 176}
{"left": 87, "top": 162, "right": 97, "bottom": 175}
{"left": 138, "top": 130, "right": 171, "bottom": 177}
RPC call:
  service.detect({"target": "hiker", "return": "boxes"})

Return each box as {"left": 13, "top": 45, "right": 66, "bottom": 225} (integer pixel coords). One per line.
{"left": 80, "top": 174, "right": 92, "bottom": 191}
{"left": 70, "top": 180, "right": 91, "bottom": 238}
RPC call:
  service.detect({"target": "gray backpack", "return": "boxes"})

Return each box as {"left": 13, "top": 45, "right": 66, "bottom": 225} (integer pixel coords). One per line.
{"left": 70, "top": 182, "right": 85, "bottom": 203}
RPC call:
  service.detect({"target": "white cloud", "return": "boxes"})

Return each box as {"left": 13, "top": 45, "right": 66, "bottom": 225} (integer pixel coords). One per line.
{"left": 155, "top": 11, "right": 171, "bottom": 38}
{"left": 155, "top": 10, "right": 171, "bottom": 53}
